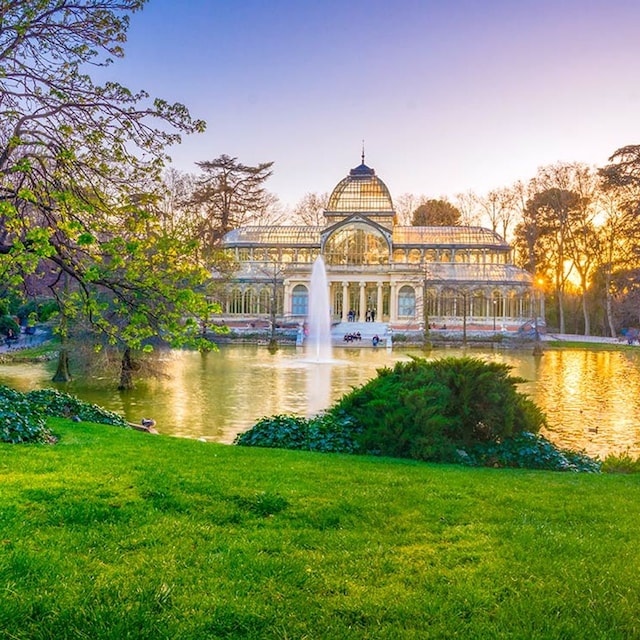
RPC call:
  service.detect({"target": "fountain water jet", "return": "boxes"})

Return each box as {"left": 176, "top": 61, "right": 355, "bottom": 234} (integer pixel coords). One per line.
{"left": 306, "top": 256, "right": 332, "bottom": 362}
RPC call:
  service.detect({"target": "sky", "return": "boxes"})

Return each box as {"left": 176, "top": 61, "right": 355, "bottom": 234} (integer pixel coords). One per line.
{"left": 104, "top": 0, "right": 640, "bottom": 209}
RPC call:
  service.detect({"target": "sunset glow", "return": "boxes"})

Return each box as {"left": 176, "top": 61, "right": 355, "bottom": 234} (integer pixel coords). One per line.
{"left": 104, "top": 0, "right": 640, "bottom": 208}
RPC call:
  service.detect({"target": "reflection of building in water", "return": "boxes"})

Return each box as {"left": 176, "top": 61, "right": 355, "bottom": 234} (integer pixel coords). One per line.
{"left": 217, "top": 155, "right": 539, "bottom": 331}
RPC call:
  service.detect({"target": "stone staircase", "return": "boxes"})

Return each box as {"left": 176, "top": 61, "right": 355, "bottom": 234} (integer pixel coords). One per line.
{"left": 331, "top": 322, "right": 390, "bottom": 346}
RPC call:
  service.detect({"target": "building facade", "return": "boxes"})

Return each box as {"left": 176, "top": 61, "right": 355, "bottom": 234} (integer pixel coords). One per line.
{"left": 219, "top": 158, "right": 539, "bottom": 331}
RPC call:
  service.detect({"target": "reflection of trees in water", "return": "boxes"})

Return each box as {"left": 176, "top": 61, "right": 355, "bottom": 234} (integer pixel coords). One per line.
{"left": 2, "top": 346, "right": 639, "bottom": 457}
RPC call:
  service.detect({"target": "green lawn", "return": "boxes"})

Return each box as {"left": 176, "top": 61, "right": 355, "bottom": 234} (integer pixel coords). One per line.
{"left": 1, "top": 420, "right": 639, "bottom": 639}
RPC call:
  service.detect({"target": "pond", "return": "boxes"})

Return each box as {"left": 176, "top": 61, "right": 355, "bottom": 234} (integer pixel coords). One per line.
{"left": 1, "top": 344, "right": 640, "bottom": 459}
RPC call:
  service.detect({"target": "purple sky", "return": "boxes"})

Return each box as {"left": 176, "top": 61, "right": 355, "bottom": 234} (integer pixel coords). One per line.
{"left": 106, "top": 0, "right": 640, "bottom": 208}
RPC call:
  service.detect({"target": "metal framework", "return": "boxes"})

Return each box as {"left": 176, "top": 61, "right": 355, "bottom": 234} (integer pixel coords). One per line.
{"left": 217, "top": 158, "right": 538, "bottom": 329}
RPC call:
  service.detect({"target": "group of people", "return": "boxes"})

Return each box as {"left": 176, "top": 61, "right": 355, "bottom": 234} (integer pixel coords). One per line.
{"left": 342, "top": 332, "right": 383, "bottom": 346}
{"left": 346, "top": 308, "right": 377, "bottom": 322}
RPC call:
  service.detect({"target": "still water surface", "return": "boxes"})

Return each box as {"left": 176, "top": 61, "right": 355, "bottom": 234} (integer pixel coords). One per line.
{"left": 1, "top": 344, "right": 639, "bottom": 458}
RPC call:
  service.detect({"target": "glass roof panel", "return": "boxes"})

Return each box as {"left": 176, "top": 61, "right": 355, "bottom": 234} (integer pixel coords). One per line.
{"left": 223, "top": 226, "right": 322, "bottom": 246}
{"left": 425, "top": 263, "right": 533, "bottom": 284}
{"left": 393, "top": 226, "right": 508, "bottom": 248}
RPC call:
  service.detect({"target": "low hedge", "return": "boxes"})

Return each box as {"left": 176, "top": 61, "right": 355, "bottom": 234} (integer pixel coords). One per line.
{"left": 0, "top": 386, "right": 129, "bottom": 444}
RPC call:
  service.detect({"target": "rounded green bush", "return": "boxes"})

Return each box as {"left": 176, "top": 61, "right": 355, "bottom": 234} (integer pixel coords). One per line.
{"left": 234, "top": 357, "right": 599, "bottom": 471}
{"left": 328, "top": 356, "right": 547, "bottom": 462}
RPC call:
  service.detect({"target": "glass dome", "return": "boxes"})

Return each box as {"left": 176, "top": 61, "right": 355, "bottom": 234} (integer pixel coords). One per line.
{"left": 326, "top": 161, "right": 394, "bottom": 212}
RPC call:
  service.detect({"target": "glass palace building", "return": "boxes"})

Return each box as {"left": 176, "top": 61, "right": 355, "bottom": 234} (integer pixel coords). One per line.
{"left": 219, "top": 157, "right": 538, "bottom": 331}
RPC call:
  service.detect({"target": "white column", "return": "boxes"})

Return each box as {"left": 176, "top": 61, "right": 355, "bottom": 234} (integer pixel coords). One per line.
{"left": 342, "top": 281, "right": 349, "bottom": 322}
{"left": 283, "top": 280, "right": 291, "bottom": 316}
{"left": 376, "top": 282, "right": 383, "bottom": 322}
{"left": 389, "top": 283, "right": 397, "bottom": 323}
{"left": 358, "top": 281, "right": 366, "bottom": 322}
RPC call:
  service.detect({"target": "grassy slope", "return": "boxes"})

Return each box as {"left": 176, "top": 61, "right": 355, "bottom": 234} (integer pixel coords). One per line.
{"left": 1, "top": 420, "right": 639, "bottom": 640}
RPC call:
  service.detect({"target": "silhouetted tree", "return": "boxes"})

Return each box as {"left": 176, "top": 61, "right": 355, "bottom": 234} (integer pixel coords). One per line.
{"left": 291, "top": 192, "right": 329, "bottom": 225}
{"left": 188, "top": 155, "right": 275, "bottom": 249}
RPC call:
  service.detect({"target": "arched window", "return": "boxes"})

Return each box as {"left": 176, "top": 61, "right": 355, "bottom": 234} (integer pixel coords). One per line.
{"left": 229, "top": 288, "right": 243, "bottom": 314}
{"left": 292, "top": 284, "right": 308, "bottom": 316}
{"left": 324, "top": 222, "right": 389, "bottom": 265}
{"left": 259, "top": 288, "right": 271, "bottom": 314}
{"left": 440, "top": 287, "right": 456, "bottom": 316}
{"left": 398, "top": 285, "right": 416, "bottom": 318}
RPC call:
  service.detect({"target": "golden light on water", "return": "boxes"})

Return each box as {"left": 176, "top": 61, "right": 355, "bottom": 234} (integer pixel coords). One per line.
{"left": 1, "top": 346, "right": 639, "bottom": 457}
{"left": 531, "top": 350, "right": 640, "bottom": 458}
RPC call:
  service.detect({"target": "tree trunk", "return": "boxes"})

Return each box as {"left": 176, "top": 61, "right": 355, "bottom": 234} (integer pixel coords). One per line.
{"left": 581, "top": 275, "right": 590, "bottom": 336}
{"left": 557, "top": 287, "right": 565, "bottom": 334}
{"left": 605, "top": 272, "right": 617, "bottom": 338}
{"left": 118, "top": 347, "right": 134, "bottom": 391}
{"left": 52, "top": 346, "right": 72, "bottom": 382}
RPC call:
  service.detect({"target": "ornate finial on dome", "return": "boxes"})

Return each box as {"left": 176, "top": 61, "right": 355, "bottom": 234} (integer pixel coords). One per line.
{"left": 349, "top": 141, "right": 374, "bottom": 177}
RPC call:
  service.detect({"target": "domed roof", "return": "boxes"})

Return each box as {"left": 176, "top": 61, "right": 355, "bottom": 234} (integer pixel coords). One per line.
{"left": 326, "top": 157, "right": 394, "bottom": 212}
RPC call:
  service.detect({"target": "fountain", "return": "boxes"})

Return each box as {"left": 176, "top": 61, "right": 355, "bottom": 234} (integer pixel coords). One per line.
{"left": 306, "top": 256, "right": 332, "bottom": 362}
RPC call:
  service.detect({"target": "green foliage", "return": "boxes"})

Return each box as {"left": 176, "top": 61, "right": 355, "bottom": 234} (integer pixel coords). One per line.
{"left": 460, "top": 432, "right": 601, "bottom": 473}
{"left": 330, "top": 356, "right": 547, "bottom": 461}
{"left": 0, "top": 315, "right": 19, "bottom": 337}
{"left": 16, "top": 298, "right": 58, "bottom": 323}
{"left": 411, "top": 198, "right": 461, "bottom": 226}
{"left": 0, "top": 387, "right": 50, "bottom": 444}
{"left": 234, "top": 411, "right": 362, "bottom": 454}
{"left": 0, "top": 385, "right": 129, "bottom": 444}
{"left": 0, "top": 1, "right": 218, "bottom": 375}
{"left": 25, "top": 388, "right": 129, "bottom": 427}
{"left": 235, "top": 357, "right": 600, "bottom": 471}
{"left": 602, "top": 450, "right": 640, "bottom": 474}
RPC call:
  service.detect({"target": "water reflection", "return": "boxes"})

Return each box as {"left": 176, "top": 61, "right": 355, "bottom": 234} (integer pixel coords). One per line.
{"left": 1, "top": 345, "right": 639, "bottom": 458}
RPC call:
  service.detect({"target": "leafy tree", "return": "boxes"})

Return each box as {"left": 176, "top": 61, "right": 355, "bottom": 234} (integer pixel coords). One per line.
{"left": 0, "top": 0, "right": 215, "bottom": 385}
{"left": 411, "top": 199, "right": 461, "bottom": 226}
{"left": 515, "top": 187, "right": 580, "bottom": 333}
{"left": 598, "top": 146, "right": 640, "bottom": 335}
{"left": 513, "top": 164, "right": 598, "bottom": 334}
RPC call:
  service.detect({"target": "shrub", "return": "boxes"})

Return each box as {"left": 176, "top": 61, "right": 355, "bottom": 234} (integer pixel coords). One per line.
{"left": 328, "top": 356, "right": 547, "bottom": 462}
{"left": 461, "top": 432, "right": 601, "bottom": 473}
{"left": 234, "top": 411, "right": 362, "bottom": 454}
{"left": 25, "top": 388, "right": 129, "bottom": 427}
{"left": 0, "top": 386, "right": 130, "bottom": 444}
{"left": 17, "top": 298, "right": 58, "bottom": 323}
{"left": 601, "top": 450, "right": 640, "bottom": 474}
{"left": 0, "top": 386, "right": 51, "bottom": 444}
{"left": 235, "top": 358, "right": 600, "bottom": 472}
{"left": 0, "top": 315, "right": 19, "bottom": 337}
{"left": 234, "top": 414, "right": 310, "bottom": 449}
